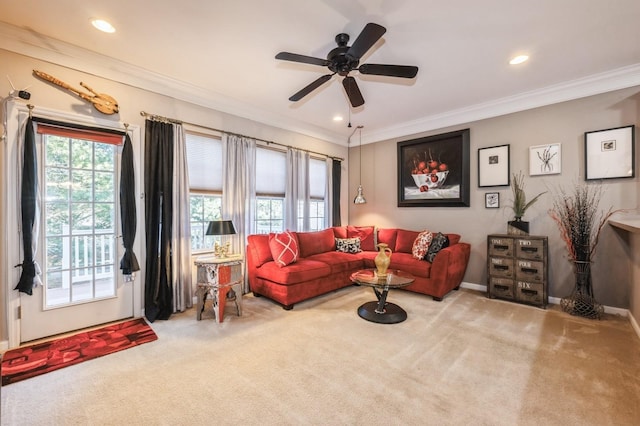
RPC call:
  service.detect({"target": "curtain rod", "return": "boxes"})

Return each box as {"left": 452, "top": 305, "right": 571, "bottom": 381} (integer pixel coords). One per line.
{"left": 140, "top": 111, "right": 343, "bottom": 162}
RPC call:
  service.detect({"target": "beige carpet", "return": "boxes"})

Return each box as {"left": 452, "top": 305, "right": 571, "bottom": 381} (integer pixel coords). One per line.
{"left": 1, "top": 287, "right": 639, "bottom": 425}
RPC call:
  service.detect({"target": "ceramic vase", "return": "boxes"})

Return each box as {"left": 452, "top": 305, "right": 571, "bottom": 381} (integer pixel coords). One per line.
{"left": 374, "top": 243, "right": 392, "bottom": 277}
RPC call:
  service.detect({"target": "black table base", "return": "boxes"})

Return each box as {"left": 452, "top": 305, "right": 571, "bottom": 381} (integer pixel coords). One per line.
{"left": 358, "top": 301, "right": 407, "bottom": 324}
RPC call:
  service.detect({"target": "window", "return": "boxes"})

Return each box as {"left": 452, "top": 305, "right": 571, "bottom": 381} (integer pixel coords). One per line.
{"left": 302, "top": 157, "right": 326, "bottom": 231}
{"left": 255, "top": 147, "right": 286, "bottom": 234}
{"left": 186, "top": 132, "right": 222, "bottom": 251}
{"left": 40, "top": 126, "right": 120, "bottom": 307}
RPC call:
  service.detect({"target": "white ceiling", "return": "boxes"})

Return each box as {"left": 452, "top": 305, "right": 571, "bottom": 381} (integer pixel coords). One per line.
{"left": 1, "top": 0, "right": 640, "bottom": 145}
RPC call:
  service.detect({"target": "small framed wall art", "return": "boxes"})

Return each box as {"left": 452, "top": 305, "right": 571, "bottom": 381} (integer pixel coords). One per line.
{"left": 529, "top": 143, "right": 561, "bottom": 176}
{"left": 478, "top": 144, "right": 510, "bottom": 187}
{"left": 485, "top": 192, "right": 500, "bottom": 208}
{"left": 585, "top": 125, "right": 635, "bottom": 180}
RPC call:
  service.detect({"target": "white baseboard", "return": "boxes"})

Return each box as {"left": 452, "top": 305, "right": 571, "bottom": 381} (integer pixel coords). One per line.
{"left": 629, "top": 312, "right": 640, "bottom": 340}
{"left": 460, "top": 281, "right": 486, "bottom": 292}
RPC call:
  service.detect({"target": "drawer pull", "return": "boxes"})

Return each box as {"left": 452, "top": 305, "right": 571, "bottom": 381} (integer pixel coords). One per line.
{"left": 493, "top": 245, "right": 509, "bottom": 251}
{"left": 522, "top": 289, "right": 538, "bottom": 296}
{"left": 521, "top": 267, "right": 538, "bottom": 274}
{"left": 493, "top": 265, "right": 509, "bottom": 271}
{"left": 495, "top": 284, "right": 510, "bottom": 291}
{"left": 521, "top": 247, "right": 538, "bottom": 253}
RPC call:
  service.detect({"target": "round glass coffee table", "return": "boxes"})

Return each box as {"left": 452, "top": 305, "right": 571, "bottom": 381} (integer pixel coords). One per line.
{"left": 350, "top": 269, "right": 415, "bottom": 324}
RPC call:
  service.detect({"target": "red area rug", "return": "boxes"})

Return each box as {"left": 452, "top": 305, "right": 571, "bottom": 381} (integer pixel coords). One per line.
{"left": 1, "top": 318, "right": 157, "bottom": 386}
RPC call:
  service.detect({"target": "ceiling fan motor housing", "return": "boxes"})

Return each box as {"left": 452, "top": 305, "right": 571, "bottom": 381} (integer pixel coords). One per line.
{"left": 328, "top": 34, "right": 359, "bottom": 76}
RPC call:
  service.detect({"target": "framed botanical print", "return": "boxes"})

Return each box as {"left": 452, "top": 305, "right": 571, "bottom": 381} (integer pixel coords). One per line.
{"left": 529, "top": 143, "right": 561, "bottom": 176}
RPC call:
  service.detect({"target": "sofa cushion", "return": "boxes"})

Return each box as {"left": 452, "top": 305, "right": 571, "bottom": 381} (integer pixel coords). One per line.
{"left": 306, "top": 252, "right": 364, "bottom": 274}
{"left": 395, "top": 229, "right": 420, "bottom": 253}
{"left": 447, "top": 234, "right": 461, "bottom": 245}
{"left": 256, "top": 259, "right": 331, "bottom": 285}
{"left": 332, "top": 226, "right": 348, "bottom": 239}
{"left": 269, "top": 231, "right": 299, "bottom": 267}
{"left": 247, "top": 234, "right": 273, "bottom": 268}
{"left": 335, "top": 237, "right": 361, "bottom": 253}
{"left": 389, "top": 252, "right": 432, "bottom": 278}
{"left": 296, "top": 228, "right": 336, "bottom": 258}
{"left": 347, "top": 226, "right": 375, "bottom": 251}
{"left": 425, "top": 232, "right": 450, "bottom": 262}
{"left": 412, "top": 231, "right": 434, "bottom": 260}
{"left": 377, "top": 228, "right": 397, "bottom": 251}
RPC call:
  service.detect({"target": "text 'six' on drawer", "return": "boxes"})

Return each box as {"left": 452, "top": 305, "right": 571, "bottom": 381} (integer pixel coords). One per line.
{"left": 489, "top": 238, "right": 514, "bottom": 257}
{"left": 516, "top": 238, "right": 545, "bottom": 260}
{"left": 516, "top": 281, "right": 544, "bottom": 304}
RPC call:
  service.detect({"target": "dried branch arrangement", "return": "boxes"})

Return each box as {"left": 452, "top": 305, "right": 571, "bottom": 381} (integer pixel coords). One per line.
{"left": 548, "top": 183, "right": 616, "bottom": 262}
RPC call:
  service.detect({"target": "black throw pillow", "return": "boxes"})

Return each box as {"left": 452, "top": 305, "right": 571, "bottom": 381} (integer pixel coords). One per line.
{"left": 425, "top": 232, "right": 449, "bottom": 262}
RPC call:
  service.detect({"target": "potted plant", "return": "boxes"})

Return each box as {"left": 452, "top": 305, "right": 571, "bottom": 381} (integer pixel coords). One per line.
{"left": 548, "top": 183, "right": 617, "bottom": 319}
{"left": 508, "top": 171, "right": 546, "bottom": 235}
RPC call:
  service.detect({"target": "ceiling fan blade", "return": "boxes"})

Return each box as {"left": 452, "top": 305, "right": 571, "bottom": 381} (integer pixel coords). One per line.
{"left": 289, "top": 74, "right": 333, "bottom": 101}
{"left": 276, "top": 52, "right": 330, "bottom": 67}
{"left": 342, "top": 76, "right": 364, "bottom": 107}
{"left": 346, "top": 23, "right": 386, "bottom": 61}
{"left": 359, "top": 63, "right": 419, "bottom": 78}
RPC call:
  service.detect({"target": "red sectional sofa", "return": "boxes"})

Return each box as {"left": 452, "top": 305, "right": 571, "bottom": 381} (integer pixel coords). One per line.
{"left": 246, "top": 226, "right": 471, "bottom": 310}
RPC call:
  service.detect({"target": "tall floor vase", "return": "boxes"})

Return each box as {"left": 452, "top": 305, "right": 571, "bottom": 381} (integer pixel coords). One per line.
{"left": 560, "top": 260, "right": 604, "bottom": 319}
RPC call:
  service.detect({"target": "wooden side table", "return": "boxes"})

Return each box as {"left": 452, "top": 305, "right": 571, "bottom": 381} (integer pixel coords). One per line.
{"left": 194, "top": 255, "right": 244, "bottom": 323}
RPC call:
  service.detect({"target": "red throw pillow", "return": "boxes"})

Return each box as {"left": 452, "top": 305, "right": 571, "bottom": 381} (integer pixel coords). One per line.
{"left": 412, "top": 231, "right": 433, "bottom": 260}
{"left": 269, "top": 231, "right": 299, "bottom": 267}
{"left": 347, "top": 226, "right": 375, "bottom": 251}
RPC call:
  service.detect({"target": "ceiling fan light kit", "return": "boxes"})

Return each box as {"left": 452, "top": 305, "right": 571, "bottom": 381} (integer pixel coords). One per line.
{"left": 275, "top": 23, "right": 418, "bottom": 107}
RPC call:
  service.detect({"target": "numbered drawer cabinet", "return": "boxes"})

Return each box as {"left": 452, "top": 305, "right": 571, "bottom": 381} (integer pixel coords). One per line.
{"left": 487, "top": 234, "right": 548, "bottom": 308}
{"left": 488, "top": 237, "right": 514, "bottom": 257}
{"left": 516, "top": 238, "right": 545, "bottom": 260}
{"left": 489, "top": 257, "right": 515, "bottom": 279}
{"left": 515, "top": 259, "right": 544, "bottom": 282}
{"left": 516, "top": 281, "right": 545, "bottom": 305}
{"left": 489, "top": 277, "right": 515, "bottom": 300}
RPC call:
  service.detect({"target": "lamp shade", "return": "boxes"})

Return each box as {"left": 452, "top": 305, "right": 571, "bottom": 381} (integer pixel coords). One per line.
{"left": 206, "top": 220, "right": 236, "bottom": 236}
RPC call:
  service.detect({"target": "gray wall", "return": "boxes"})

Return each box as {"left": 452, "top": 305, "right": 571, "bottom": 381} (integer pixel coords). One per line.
{"left": 349, "top": 87, "right": 640, "bottom": 309}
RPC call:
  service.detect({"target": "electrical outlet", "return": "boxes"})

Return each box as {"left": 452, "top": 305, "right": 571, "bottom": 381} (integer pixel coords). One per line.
{"left": 124, "top": 273, "right": 136, "bottom": 283}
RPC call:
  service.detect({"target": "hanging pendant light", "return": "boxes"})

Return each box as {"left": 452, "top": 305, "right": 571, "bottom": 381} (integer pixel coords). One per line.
{"left": 353, "top": 126, "right": 366, "bottom": 204}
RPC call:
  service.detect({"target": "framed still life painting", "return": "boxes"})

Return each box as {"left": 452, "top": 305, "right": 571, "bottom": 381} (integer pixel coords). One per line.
{"left": 397, "top": 128, "right": 470, "bottom": 207}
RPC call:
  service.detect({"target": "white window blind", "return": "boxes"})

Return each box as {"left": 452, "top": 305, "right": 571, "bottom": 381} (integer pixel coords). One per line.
{"left": 309, "top": 158, "right": 326, "bottom": 199}
{"left": 256, "top": 147, "right": 286, "bottom": 196}
{"left": 186, "top": 133, "right": 222, "bottom": 191}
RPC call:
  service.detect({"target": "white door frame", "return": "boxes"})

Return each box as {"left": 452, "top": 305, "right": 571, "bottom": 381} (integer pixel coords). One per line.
{"left": 3, "top": 101, "right": 144, "bottom": 348}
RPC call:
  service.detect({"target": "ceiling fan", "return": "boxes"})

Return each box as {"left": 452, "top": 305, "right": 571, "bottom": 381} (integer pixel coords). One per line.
{"left": 275, "top": 23, "right": 418, "bottom": 107}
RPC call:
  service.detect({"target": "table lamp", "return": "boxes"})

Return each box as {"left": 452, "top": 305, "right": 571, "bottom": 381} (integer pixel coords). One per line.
{"left": 206, "top": 220, "right": 237, "bottom": 258}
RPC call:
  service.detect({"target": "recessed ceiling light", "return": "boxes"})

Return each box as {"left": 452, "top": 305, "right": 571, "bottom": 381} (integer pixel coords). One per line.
{"left": 509, "top": 55, "right": 529, "bottom": 65}
{"left": 91, "top": 19, "right": 116, "bottom": 33}
{"left": 333, "top": 115, "right": 343, "bottom": 122}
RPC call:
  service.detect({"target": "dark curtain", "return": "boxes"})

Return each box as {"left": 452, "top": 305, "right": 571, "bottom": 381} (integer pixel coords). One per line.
{"left": 15, "top": 117, "right": 38, "bottom": 295}
{"left": 119, "top": 133, "right": 140, "bottom": 275}
{"left": 332, "top": 159, "right": 342, "bottom": 226}
{"left": 144, "top": 120, "right": 174, "bottom": 322}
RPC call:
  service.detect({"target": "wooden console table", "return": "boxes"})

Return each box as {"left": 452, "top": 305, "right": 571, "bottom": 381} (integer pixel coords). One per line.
{"left": 194, "top": 255, "right": 244, "bottom": 323}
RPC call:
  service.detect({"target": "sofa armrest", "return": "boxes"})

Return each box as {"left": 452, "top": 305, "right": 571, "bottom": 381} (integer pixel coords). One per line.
{"left": 429, "top": 242, "right": 471, "bottom": 287}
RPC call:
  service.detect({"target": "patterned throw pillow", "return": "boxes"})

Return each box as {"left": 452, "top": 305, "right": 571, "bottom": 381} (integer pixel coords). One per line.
{"left": 268, "top": 231, "right": 299, "bottom": 267}
{"left": 425, "top": 232, "right": 450, "bottom": 262}
{"left": 335, "top": 237, "right": 362, "bottom": 253}
{"left": 412, "top": 231, "right": 433, "bottom": 260}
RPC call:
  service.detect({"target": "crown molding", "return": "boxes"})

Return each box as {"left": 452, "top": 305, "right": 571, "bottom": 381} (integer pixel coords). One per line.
{"left": 365, "top": 63, "right": 640, "bottom": 144}
{"left": 2, "top": 22, "right": 639, "bottom": 147}
{"left": 0, "top": 22, "right": 346, "bottom": 145}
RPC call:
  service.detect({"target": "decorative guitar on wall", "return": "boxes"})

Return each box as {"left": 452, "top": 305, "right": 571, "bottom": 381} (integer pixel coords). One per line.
{"left": 33, "top": 70, "right": 119, "bottom": 115}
